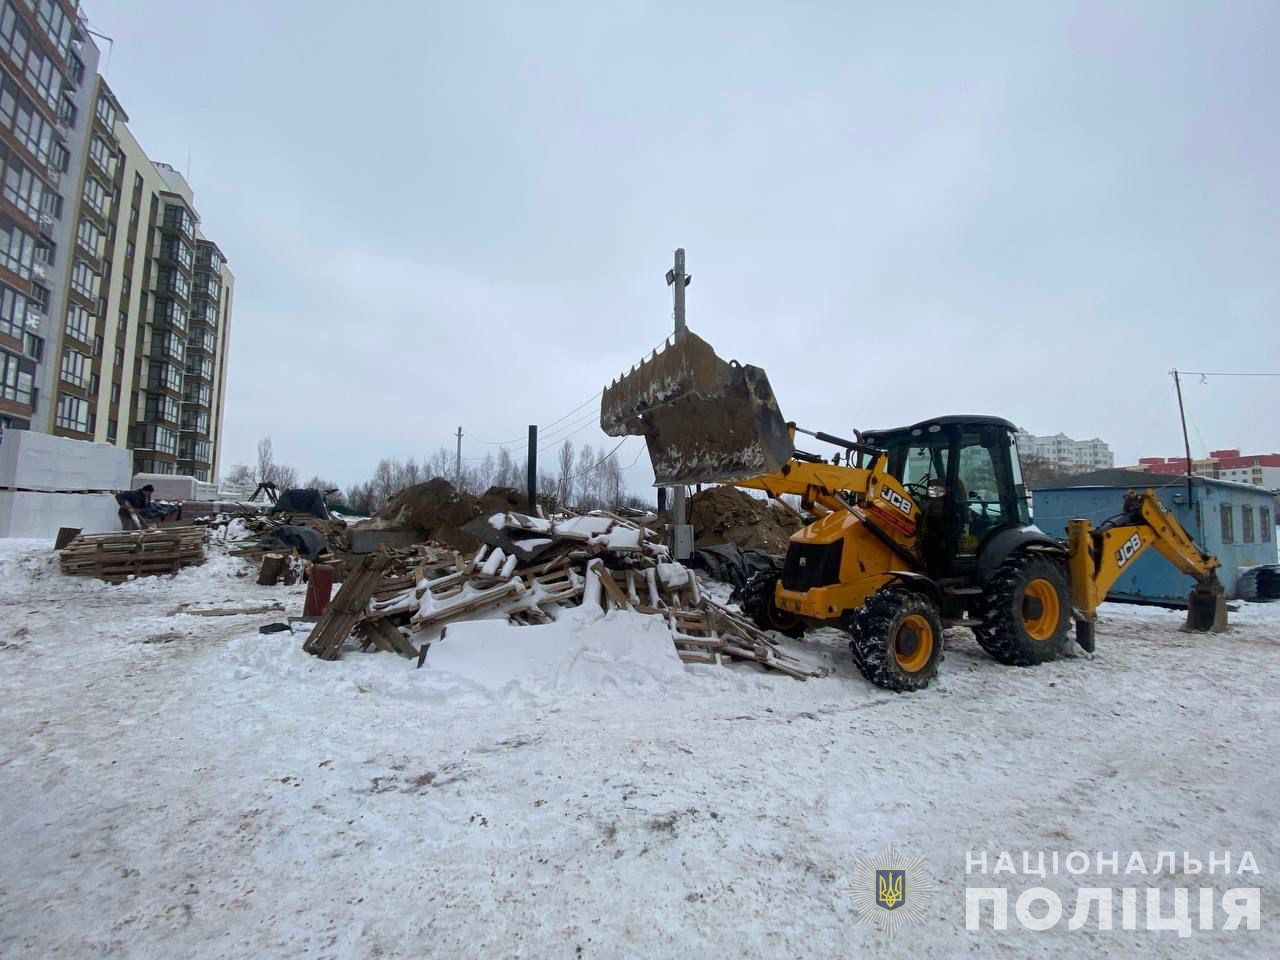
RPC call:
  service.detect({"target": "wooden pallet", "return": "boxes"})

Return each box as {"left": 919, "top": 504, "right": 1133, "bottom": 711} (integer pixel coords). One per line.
{"left": 58, "top": 527, "right": 206, "bottom": 582}
{"left": 303, "top": 552, "right": 396, "bottom": 660}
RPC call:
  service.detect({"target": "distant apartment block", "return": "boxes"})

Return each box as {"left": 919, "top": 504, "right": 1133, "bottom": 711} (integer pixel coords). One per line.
{"left": 1129, "top": 450, "right": 1280, "bottom": 491}
{"left": 1015, "top": 429, "right": 1114, "bottom": 474}
{"left": 0, "top": 1, "right": 232, "bottom": 482}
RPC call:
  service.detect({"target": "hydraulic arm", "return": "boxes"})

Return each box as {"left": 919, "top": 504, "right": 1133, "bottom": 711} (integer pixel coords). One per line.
{"left": 1066, "top": 490, "right": 1227, "bottom": 649}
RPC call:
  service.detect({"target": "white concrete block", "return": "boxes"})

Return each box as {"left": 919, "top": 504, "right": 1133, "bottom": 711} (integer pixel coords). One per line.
{"left": 0, "top": 491, "right": 121, "bottom": 539}
{"left": 0, "top": 431, "right": 131, "bottom": 493}
{"left": 132, "top": 473, "right": 197, "bottom": 501}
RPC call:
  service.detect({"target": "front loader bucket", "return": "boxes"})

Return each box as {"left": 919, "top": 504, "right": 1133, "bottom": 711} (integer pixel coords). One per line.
{"left": 1185, "top": 579, "right": 1228, "bottom": 633}
{"left": 600, "top": 329, "right": 793, "bottom": 486}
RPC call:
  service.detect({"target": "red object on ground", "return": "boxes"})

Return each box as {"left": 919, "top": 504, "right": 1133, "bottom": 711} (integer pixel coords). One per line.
{"left": 305, "top": 564, "right": 335, "bottom": 617}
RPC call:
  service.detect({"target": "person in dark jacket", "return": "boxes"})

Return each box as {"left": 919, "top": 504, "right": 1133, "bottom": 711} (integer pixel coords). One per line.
{"left": 115, "top": 484, "right": 181, "bottom": 529}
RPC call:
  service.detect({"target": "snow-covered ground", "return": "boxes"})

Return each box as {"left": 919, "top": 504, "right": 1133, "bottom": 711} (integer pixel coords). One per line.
{"left": 1, "top": 537, "right": 1277, "bottom": 958}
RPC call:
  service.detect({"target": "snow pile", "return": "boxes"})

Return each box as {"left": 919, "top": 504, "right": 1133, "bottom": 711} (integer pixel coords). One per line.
{"left": 426, "top": 606, "right": 687, "bottom": 697}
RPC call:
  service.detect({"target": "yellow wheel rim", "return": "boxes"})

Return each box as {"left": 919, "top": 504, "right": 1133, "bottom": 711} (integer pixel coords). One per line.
{"left": 894, "top": 614, "right": 934, "bottom": 673}
{"left": 1023, "top": 579, "right": 1061, "bottom": 641}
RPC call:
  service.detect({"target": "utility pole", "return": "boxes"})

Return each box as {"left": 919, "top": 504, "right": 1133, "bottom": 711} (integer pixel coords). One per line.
{"left": 455, "top": 426, "right": 463, "bottom": 488}
{"left": 526, "top": 425, "right": 538, "bottom": 513}
{"left": 1171, "top": 369, "right": 1199, "bottom": 540}
{"left": 666, "top": 248, "right": 693, "bottom": 559}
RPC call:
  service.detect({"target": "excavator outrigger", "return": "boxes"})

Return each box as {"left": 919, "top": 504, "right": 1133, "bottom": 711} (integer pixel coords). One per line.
{"left": 602, "top": 330, "right": 1227, "bottom": 691}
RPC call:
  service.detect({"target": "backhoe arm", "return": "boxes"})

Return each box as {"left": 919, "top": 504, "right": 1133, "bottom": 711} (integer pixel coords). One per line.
{"left": 1066, "top": 489, "right": 1226, "bottom": 647}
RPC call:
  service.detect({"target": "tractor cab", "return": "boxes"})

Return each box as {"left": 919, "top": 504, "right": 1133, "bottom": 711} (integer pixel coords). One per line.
{"left": 862, "top": 416, "right": 1031, "bottom": 575}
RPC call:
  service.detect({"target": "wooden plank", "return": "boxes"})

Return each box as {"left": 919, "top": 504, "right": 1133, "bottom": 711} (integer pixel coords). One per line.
{"left": 303, "top": 552, "right": 393, "bottom": 660}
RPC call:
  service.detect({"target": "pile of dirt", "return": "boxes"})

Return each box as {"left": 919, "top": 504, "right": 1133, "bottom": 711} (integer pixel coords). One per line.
{"left": 686, "top": 485, "right": 801, "bottom": 555}
{"left": 364, "top": 482, "right": 539, "bottom": 553}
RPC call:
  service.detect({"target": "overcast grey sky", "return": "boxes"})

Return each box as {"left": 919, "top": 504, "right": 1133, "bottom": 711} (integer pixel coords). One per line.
{"left": 90, "top": 0, "right": 1278, "bottom": 491}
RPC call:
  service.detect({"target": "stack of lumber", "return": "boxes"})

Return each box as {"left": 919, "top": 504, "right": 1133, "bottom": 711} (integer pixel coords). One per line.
{"left": 58, "top": 527, "right": 206, "bottom": 583}
{"left": 301, "top": 510, "right": 825, "bottom": 679}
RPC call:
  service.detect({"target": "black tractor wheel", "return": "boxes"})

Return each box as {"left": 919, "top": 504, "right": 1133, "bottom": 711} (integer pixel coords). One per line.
{"left": 974, "top": 554, "right": 1072, "bottom": 665}
{"left": 846, "top": 588, "right": 944, "bottom": 692}
{"left": 739, "top": 570, "right": 805, "bottom": 638}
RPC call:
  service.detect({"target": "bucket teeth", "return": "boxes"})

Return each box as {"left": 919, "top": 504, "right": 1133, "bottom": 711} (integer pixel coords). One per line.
{"left": 600, "top": 329, "right": 794, "bottom": 486}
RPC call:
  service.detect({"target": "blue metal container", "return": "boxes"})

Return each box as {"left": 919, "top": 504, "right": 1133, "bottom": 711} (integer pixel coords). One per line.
{"left": 1031, "top": 470, "right": 1277, "bottom": 604}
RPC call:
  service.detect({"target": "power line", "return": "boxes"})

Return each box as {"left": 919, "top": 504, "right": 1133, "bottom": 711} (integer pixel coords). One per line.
{"left": 537, "top": 410, "right": 603, "bottom": 454}
{"left": 470, "top": 332, "right": 676, "bottom": 448}
{"left": 563, "top": 437, "right": 629, "bottom": 483}
{"left": 1182, "top": 371, "right": 1280, "bottom": 379}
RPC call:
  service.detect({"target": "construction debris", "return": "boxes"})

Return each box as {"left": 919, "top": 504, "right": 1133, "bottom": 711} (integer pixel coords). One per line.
{"left": 681, "top": 485, "right": 801, "bottom": 554}
{"left": 58, "top": 527, "right": 206, "bottom": 583}
{"left": 302, "top": 509, "right": 824, "bottom": 678}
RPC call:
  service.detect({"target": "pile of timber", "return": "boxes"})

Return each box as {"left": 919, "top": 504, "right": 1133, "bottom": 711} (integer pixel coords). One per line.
{"left": 58, "top": 527, "right": 206, "bottom": 583}
{"left": 302, "top": 510, "right": 825, "bottom": 679}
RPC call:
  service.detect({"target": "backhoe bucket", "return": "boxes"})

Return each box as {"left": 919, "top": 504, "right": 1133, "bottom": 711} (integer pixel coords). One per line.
{"left": 1185, "top": 579, "right": 1228, "bottom": 633}
{"left": 600, "top": 329, "right": 793, "bottom": 486}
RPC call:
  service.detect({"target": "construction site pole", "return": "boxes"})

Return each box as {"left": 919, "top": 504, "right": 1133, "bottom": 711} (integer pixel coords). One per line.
{"left": 527, "top": 425, "right": 538, "bottom": 513}
{"left": 668, "top": 248, "right": 692, "bottom": 559}
{"left": 454, "top": 426, "right": 463, "bottom": 488}
{"left": 1171, "top": 369, "right": 1199, "bottom": 540}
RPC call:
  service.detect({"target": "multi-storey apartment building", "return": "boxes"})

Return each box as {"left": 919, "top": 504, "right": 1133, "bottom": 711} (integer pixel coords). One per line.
{"left": 1130, "top": 450, "right": 1280, "bottom": 491}
{"left": 0, "top": 0, "right": 90, "bottom": 433}
{"left": 0, "top": 1, "right": 233, "bottom": 482}
{"left": 1015, "top": 428, "right": 1114, "bottom": 474}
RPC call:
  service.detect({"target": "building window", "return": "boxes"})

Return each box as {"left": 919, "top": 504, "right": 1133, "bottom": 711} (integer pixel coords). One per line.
{"left": 184, "top": 380, "right": 210, "bottom": 406}
{"left": 35, "top": 0, "right": 73, "bottom": 58}
{"left": 0, "top": 214, "right": 35, "bottom": 278}
{"left": 186, "top": 354, "right": 212, "bottom": 380}
{"left": 112, "top": 345, "right": 123, "bottom": 368}
{"left": 70, "top": 259, "right": 96, "bottom": 298}
{"left": 82, "top": 177, "right": 107, "bottom": 217}
{"left": 125, "top": 240, "right": 134, "bottom": 261}
{"left": 95, "top": 93, "right": 117, "bottom": 129}
{"left": 157, "top": 267, "right": 190, "bottom": 300}
{"left": 0, "top": 347, "right": 33, "bottom": 405}
{"left": 134, "top": 424, "right": 177, "bottom": 455}
{"left": 181, "top": 408, "right": 208, "bottom": 433}
{"left": 1262, "top": 509, "right": 1273, "bottom": 543}
{"left": 162, "top": 204, "right": 195, "bottom": 239}
{"left": 23, "top": 41, "right": 59, "bottom": 109}
{"left": 76, "top": 217, "right": 102, "bottom": 255}
{"left": 0, "top": 3, "right": 31, "bottom": 68}
{"left": 55, "top": 393, "right": 90, "bottom": 431}
{"left": 133, "top": 458, "right": 175, "bottom": 476}
{"left": 179, "top": 438, "right": 212, "bottom": 462}
{"left": 65, "top": 303, "right": 90, "bottom": 342}
{"left": 129, "top": 205, "right": 138, "bottom": 226}
{"left": 147, "top": 360, "right": 182, "bottom": 393}
{"left": 60, "top": 347, "right": 88, "bottom": 388}
{"left": 144, "top": 392, "right": 179, "bottom": 424}
{"left": 2, "top": 155, "right": 43, "bottom": 220}
{"left": 107, "top": 418, "right": 117, "bottom": 442}
{"left": 1242, "top": 506, "right": 1254, "bottom": 544}
{"left": 1220, "top": 503, "right": 1234, "bottom": 544}
{"left": 110, "top": 381, "right": 119, "bottom": 404}
{"left": 0, "top": 282, "right": 25, "bottom": 338}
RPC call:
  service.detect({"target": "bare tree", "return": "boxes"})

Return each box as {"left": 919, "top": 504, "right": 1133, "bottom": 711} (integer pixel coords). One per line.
{"left": 345, "top": 481, "right": 375, "bottom": 515}
{"left": 556, "top": 439, "right": 575, "bottom": 507}
{"left": 475, "top": 451, "right": 496, "bottom": 492}
{"left": 495, "top": 447, "right": 515, "bottom": 487}
{"left": 256, "top": 437, "right": 276, "bottom": 484}
{"left": 575, "top": 444, "right": 597, "bottom": 508}
{"left": 225, "top": 463, "right": 253, "bottom": 486}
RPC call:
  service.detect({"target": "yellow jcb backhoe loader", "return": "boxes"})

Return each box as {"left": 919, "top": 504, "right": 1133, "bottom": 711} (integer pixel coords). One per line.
{"left": 601, "top": 330, "right": 1227, "bottom": 692}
